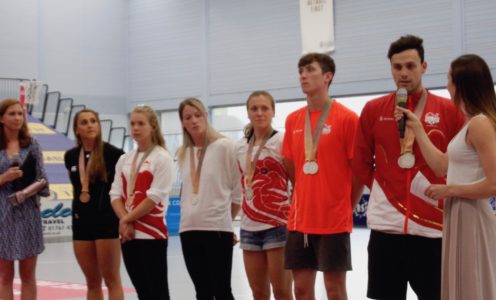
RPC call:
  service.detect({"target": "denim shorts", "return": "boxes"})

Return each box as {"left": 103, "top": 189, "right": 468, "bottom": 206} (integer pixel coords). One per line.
{"left": 240, "top": 226, "right": 288, "bottom": 251}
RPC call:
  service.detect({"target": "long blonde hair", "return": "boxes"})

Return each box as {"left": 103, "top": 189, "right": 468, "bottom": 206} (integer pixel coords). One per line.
{"left": 132, "top": 105, "right": 167, "bottom": 149}
{"left": 176, "top": 98, "right": 223, "bottom": 163}
{"left": 73, "top": 109, "right": 107, "bottom": 182}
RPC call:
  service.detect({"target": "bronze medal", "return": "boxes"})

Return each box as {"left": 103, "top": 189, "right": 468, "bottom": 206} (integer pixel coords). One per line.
{"left": 80, "top": 191, "right": 91, "bottom": 203}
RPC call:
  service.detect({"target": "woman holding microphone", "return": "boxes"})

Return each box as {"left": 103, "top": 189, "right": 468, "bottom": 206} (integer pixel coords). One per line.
{"left": 0, "top": 99, "right": 49, "bottom": 300}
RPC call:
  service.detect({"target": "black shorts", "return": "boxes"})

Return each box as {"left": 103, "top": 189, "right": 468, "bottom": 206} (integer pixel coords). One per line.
{"left": 284, "top": 231, "right": 352, "bottom": 272}
{"left": 367, "top": 230, "right": 441, "bottom": 300}
{"left": 72, "top": 212, "right": 119, "bottom": 241}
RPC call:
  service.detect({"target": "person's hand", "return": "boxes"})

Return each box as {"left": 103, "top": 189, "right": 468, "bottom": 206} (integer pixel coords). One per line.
{"left": 119, "top": 220, "right": 135, "bottom": 243}
{"left": 1, "top": 167, "right": 23, "bottom": 184}
{"left": 425, "top": 184, "right": 452, "bottom": 200}
{"left": 232, "top": 232, "right": 239, "bottom": 246}
{"left": 395, "top": 106, "right": 423, "bottom": 133}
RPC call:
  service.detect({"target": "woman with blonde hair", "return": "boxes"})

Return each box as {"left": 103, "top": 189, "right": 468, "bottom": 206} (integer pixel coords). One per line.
{"left": 177, "top": 98, "right": 242, "bottom": 300}
{"left": 0, "top": 99, "right": 49, "bottom": 300}
{"left": 64, "top": 109, "right": 124, "bottom": 299}
{"left": 397, "top": 54, "right": 496, "bottom": 300}
{"left": 110, "top": 105, "right": 174, "bottom": 299}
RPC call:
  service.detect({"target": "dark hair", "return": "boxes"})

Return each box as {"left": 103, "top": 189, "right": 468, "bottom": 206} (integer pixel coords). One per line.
{"left": 450, "top": 54, "right": 496, "bottom": 124}
{"left": 387, "top": 35, "right": 424, "bottom": 63}
{"left": 244, "top": 91, "right": 275, "bottom": 139}
{"left": 73, "top": 109, "right": 107, "bottom": 182}
{"left": 298, "top": 53, "right": 336, "bottom": 86}
{"left": 0, "top": 99, "right": 31, "bottom": 149}
{"left": 298, "top": 53, "right": 335, "bottom": 74}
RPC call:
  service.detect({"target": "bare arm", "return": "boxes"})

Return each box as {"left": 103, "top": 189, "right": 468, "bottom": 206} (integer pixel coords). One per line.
{"left": 121, "top": 198, "right": 157, "bottom": 223}
{"left": 426, "top": 116, "right": 496, "bottom": 200}
{"left": 231, "top": 202, "right": 241, "bottom": 220}
{"left": 350, "top": 174, "right": 364, "bottom": 210}
{"left": 283, "top": 157, "right": 295, "bottom": 186}
{"left": 397, "top": 106, "right": 449, "bottom": 177}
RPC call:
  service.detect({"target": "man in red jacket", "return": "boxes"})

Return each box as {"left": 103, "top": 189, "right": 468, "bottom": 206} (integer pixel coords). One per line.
{"left": 353, "top": 35, "right": 465, "bottom": 300}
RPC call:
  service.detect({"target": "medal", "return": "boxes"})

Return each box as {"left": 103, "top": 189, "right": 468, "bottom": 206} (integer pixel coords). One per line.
{"left": 303, "top": 161, "right": 319, "bottom": 175}
{"left": 398, "top": 152, "right": 415, "bottom": 169}
{"left": 78, "top": 148, "right": 93, "bottom": 203}
{"left": 245, "top": 187, "right": 254, "bottom": 200}
{"left": 191, "top": 193, "right": 199, "bottom": 205}
{"left": 80, "top": 191, "right": 91, "bottom": 203}
{"left": 304, "top": 99, "right": 333, "bottom": 176}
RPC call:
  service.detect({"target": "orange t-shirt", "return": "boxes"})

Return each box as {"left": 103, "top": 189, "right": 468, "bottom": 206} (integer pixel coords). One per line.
{"left": 282, "top": 101, "right": 359, "bottom": 234}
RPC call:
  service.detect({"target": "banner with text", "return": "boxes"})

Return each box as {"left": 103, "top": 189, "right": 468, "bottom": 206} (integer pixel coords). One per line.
{"left": 299, "top": 0, "right": 335, "bottom": 53}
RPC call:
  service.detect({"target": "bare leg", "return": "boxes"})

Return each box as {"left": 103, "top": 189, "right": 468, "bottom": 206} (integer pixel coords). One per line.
{"left": 73, "top": 241, "right": 103, "bottom": 300}
{"left": 95, "top": 239, "right": 124, "bottom": 300}
{"left": 243, "top": 250, "right": 270, "bottom": 300}
{"left": 292, "top": 269, "right": 316, "bottom": 300}
{"left": 266, "top": 247, "right": 293, "bottom": 300}
{"left": 19, "top": 256, "right": 37, "bottom": 300}
{"left": 323, "top": 271, "right": 347, "bottom": 300}
{"left": 0, "top": 258, "right": 14, "bottom": 300}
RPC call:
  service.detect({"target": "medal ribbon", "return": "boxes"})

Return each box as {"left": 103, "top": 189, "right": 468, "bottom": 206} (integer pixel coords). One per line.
{"left": 126, "top": 146, "right": 155, "bottom": 207}
{"left": 78, "top": 148, "right": 93, "bottom": 197}
{"left": 244, "top": 129, "right": 273, "bottom": 189}
{"left": 304, "top": 99, "right": 333, "bottom": 162}
{"left": 189, "top": 134, "right": 209, "bottom": 194}
{"left": 399, "top": 90, "right": 427, "bottom": 156}
{"left": 399, "top": 89, "right": 427, "bottom": 233}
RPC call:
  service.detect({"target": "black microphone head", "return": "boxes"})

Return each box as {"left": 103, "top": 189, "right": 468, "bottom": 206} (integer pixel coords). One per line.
{"left": 396, "top": 88, "right": 408, "bottom": 108}
{"left": 11, "top": 153, "right": 21, "bottom": 167}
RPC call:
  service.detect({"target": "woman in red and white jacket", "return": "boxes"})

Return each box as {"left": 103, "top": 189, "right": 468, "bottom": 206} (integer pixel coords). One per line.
{"left": 110, "top": 105, "right": 174, "bottom": 300}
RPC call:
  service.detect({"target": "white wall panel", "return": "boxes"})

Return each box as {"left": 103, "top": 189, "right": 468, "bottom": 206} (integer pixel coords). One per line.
{"left": 0, "top": 0, "right": 39, "bottom": 78}
{"left": 128, "top": 0, "right": 203, "bottom": 109}
{"left": 464, "top": 0, "right": 496, "bottom": 73}
{"left": 208, "top": 0, "right": 301, "bottom": 97}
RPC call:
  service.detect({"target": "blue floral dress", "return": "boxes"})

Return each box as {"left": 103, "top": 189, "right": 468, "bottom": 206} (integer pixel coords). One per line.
{"left": 0, "top": 138, "right": 49, "bottom": 260}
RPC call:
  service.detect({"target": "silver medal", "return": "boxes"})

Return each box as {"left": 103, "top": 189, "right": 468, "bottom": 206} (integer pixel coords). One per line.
{"left": 398, "top": 152, "right": 415, "bottom": 169}
{"left": 191, "top": 193, "right": 199, "bottom": 205}
{"left": 303, "top": 161, "right": 319, "bottom": 175}
{"left": 245, "top": 187, "right": 254, "bottom": 200}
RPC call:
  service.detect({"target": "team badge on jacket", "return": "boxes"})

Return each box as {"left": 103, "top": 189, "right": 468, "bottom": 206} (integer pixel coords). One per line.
{"left": 424, "top": 112, "right": 440, "bottom": 125}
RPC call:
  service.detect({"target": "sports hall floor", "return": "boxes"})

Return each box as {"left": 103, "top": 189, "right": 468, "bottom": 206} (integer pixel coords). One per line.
{"left": 22, "top": 227, "right": 416, "bottom": 299}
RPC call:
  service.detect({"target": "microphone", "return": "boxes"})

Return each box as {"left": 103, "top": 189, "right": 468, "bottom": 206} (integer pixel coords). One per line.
{"left": 11, "top": 153, "right": 21, "bottom": 167}
{"left": 396, "top": 88, "right": 408, "bottom": 138}
{"left": 10, "top": 153, "right": 22, "bottom": 190}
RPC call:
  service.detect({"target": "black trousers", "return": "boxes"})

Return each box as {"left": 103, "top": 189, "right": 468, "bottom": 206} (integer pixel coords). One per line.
{"left": 180, "top": 231, "right": 234, "bottom": 300}
{"left": 122, "top": 239, "right": 169, "bottom": 300}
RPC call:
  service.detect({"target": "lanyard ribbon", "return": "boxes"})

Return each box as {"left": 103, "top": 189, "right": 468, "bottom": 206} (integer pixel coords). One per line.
{"left": 304, "top": 99, "right": 333, "bottom": 162}
{"left": 126, "top": 146, "right": 155, "bottom": 207}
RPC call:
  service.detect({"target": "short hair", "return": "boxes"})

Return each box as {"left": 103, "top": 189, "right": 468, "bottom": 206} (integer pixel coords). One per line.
{"left": 298, "top": 52, "right": 336, "bottom": 75}
{"left": 387, "top": 35, "right": 424, "bottom": 62}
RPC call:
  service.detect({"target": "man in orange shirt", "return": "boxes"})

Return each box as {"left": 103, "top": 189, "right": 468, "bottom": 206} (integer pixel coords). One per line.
{"left": 282, "top": 53, "right": 363, "bottom": 300}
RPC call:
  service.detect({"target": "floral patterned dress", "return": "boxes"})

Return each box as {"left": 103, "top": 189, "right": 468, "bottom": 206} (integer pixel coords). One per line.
{"left": 0, "top": 138, "right": 49, "bottom": 260}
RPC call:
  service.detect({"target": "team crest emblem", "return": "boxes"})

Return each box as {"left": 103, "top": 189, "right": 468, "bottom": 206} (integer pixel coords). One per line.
{"left": 322, "top": 124, "right": 331, "bottom": 135}
{"left": 425, "top": 112, "right": 440, "bottom": 125}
